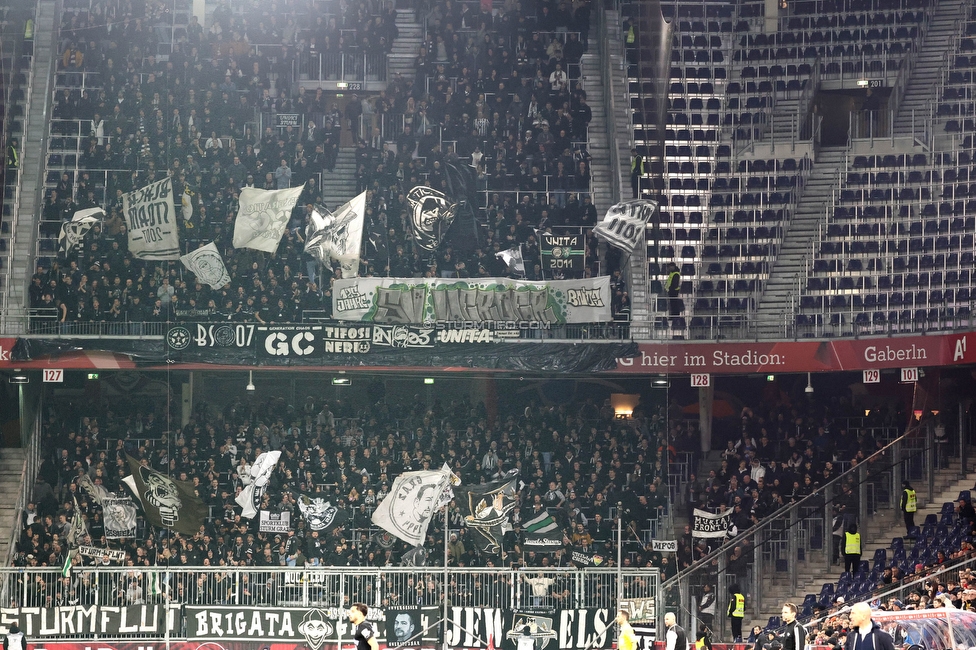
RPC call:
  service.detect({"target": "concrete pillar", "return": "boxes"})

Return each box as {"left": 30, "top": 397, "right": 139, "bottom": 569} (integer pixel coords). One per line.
{"left": 765, "top": 0, "right": 780, "bottom": 33}
{"left": 699, "top": 384, "right": 714, "bottom": 452}
{"left": 193, "top": 0, "right": 205, "bottom": 26}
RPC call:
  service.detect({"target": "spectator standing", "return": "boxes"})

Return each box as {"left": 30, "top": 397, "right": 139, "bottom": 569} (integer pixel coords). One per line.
{"left": 4, "top": 624, "right": 24, "bottom": 650}
{"left": 275, "top": 159, "right": 293, "bottom": 189}
{"left": 699, "top": 584, "right": 716, "bottom": 631}
{"left": 665, "top": 262, "right": 682, "bottom": 319}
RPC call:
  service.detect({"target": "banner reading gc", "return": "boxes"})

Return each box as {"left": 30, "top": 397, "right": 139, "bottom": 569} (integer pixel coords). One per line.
{"left": 122, "top": 177, "right": 180, "bottom": 260}
{"left": 332, "top": 277, "right": 611, "bottom": 324}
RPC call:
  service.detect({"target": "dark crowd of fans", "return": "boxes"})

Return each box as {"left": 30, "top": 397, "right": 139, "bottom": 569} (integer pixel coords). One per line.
{"left": 17, "top": 391, "right": 681, "bottom": 593}
{"left": 34, "top": 0, "right": 626, "bottom": 330}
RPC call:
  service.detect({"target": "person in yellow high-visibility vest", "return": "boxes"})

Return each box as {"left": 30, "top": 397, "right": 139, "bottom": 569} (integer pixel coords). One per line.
{"left": 616, "top": 610, "right": 637, "bottom": 650}
{"left": 901, "top": 480, "right": 917, "bottom": 536}
{"left": 630, "top": 148, "right": 643, "bottom": 199}
{"left": 727, "top": 584, "right": 745, "bottom": 642}
{"left": 844, "top": 524, "right": 862, "bottom": 575}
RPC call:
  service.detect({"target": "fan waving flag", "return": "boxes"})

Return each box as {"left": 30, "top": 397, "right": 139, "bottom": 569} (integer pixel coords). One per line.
{"left": 122, "top": 177, "right": 181, "bottom": 260}
{"left": 233, "top": 186, "right": 305, "bottom": 252}
{"left": 58, "top": 208, "right": 103, "bottom": 258}
{"left": 458, "top": 472, "right": 519, "bottom": 555}
{"left": 495, "top": 247, "right": 525, "bottom": 276}
{"left": 593, "top": 199, "right": 658, "bottom": 254}
{"left": 372, "top": 468, "right": 452, "bottom": 546}
{"left": 298, "top": 495, "right": 350, "bottom": 532}
{"left": 304, "top": 191, "right": 366, "bottom": 278}
{"left": 521, "top": 509, "right": 564, "bottom": 551}
{"left": 124, "top": 455, "right": 207, "bottom": 536}
{"left": 236, "top": 450, "right": 281, "bottom": 519}
{"left": 181, "top": 241, "right": 231, "bottom": 289}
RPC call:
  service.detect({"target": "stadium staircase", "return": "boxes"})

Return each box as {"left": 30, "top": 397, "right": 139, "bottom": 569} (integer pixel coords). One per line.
{"left": 0, "top": 448, "right": 27, "bottom": 562}
{"left": 5, "top": 0, "right": 55, "bottom": 334}
{"left": 0, "top": 6, "right": 34, "bottom": 332}
{"left": 321, "top": 149, "right": 359, "bottom": 209}
{"left": 386, "top": 8, "right": 422, "bottom": 85}
{"left": 749, "top": 454, "right": 976, "bottom": 631}
{"left": 753, "top": 148, "right": 847, "bottom": 337}
{"left": 892, "top": 0, "right": 971, "bottom": 139}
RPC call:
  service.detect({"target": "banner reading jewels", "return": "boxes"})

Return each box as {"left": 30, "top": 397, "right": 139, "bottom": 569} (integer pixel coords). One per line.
{"left": 332, "top": 277, "right": 611, "bottom": 324}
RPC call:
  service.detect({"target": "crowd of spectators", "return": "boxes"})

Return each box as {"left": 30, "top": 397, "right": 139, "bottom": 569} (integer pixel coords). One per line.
{"left": 36, "top": 0, "right": 620, "bottom": 330}
{"left": 16, "top": 390, "right": 681, "bottom": 592}
{"left": 798, "top": 562, "right": 976, "bottom": 649}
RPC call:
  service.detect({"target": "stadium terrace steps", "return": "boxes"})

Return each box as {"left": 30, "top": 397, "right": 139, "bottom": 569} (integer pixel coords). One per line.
{"left": 893, "top": 0, "right": 970, "bottom": 138}
{"left": 386, "top": 9, "right": 422, "bottom": 84}
{"left": 320, "top": 148, "right": 359, "bottom": 210}
{"left": 0, "top": 448, "right": 27, "bottom": 564}
{"left": 749, "top": 455, "right": 976, "bottom": 632}
{"left": 5, "top": 0, "right": 55, "bottom": 334}
{"left": 753, "top": 148, "right": 848, "bottom": 338}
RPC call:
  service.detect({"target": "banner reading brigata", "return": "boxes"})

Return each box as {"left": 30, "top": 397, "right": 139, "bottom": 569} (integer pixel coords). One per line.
{"left": 332, "top": 277, "right": 611, "bottom": 324}
{"left": 122, "top": 178, "right": 180, "bottom": 260}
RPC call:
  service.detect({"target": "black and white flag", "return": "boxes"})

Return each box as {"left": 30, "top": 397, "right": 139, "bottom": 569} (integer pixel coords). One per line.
{"left": 458, "top": 472, "right": 519, "bottom": 555}
{"left": 236, "top": 450, "right": 281, "bottom": 519}
{"left": 58, "top": 208, "right": 103, "bottom": 258}
{"left": 233, "top": 186, "right": 304, "bottom": 252}
{"left": 65, "top": 497, "right": 88, "bottom": 548}
{"left": 122, "top": 177, "right": 181, "bottom": 260}
{"left": 304, "top": 192, "right": 366, "bottom": 278}
{"left": 692, "top": 508, "right": 734, "bottom": 539}
{"left": 593, "top": 199, "right": 658, "bottom": 254}
{"left": 495, "top": 247, "right": 525, "bottom": 276}
{"left": 77, "top": 474, "right": 136, "bottom": 539}
{"left": 181, "top": 241, "right": 231, "bottom": 289}
{"left": 407, "top": 186, "right": 458, "bottom": 251}
{"left": 124, "top": 455, "right": 207, "bottom": 536}
{"left": 297, "top": 495, "right": 349, "bottom": 532}
{"left": 372, "top": 468, "right": 452, "bottom": 546}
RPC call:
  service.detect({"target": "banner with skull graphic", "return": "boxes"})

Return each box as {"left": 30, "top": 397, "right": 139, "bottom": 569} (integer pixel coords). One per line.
{"left": 124, "top": 455, "right": 207, "bottom": 536}
{"left": 406, "top": 161, "right": 480, "bottom": 253}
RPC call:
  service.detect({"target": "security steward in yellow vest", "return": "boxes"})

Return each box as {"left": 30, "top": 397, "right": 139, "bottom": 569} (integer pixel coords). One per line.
{"left": 727, "top": 584, "right": 745, "bottom": 642}
{"left": 844, "top": 525, "right": 862, "bottom": 575}
{"left": 900, "top": 481, "right": 917, "bottom": 536}
{"left": 630, "top": 148, "right": 643, "bottom": 199}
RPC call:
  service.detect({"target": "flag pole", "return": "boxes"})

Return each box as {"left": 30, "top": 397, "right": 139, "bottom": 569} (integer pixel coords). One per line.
{"left": 443, "top": 504, "right": 450, "bottom": 650}
{"left": 617, "top": 501, "right": 623, "bottom": 611}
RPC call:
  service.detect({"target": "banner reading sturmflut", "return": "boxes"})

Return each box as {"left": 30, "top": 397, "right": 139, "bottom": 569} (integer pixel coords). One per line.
{"left": 332, "top": 277, "right": 611, "bottom": 324}
{"left": 691, "top": 508, "right": 733, "bottom": 539}
{"left": 122, "top": 178, "right": 180, "bottom": 260}
{"left": 233, "top": 186, "right": 305, "bottom": 253}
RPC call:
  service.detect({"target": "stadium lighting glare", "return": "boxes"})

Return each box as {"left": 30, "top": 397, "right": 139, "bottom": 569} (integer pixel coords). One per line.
{"left": 9, "top": 373, "right": 28, "bottom": 384}
{"left": 424, "top": 378, "right": 435, "bottom": 384}
{"left": 332, "top": 378, "right": 352, "bottom": 386}
{"left": 804, "top": 373, "right": 814, "bottom": 394}
{"left": 246, "top": 371, "right": 255, "bottom": 392}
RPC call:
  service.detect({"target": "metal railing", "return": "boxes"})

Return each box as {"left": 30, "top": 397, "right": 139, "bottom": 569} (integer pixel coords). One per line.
{"left": 294, "top": 51, "right": 387, "bottom": 84}
{"left": 663, "top": 415, "right": 940, "bottom": 640}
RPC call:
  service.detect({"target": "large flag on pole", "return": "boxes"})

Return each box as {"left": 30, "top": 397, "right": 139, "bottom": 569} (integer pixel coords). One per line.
{"left": 233, "top": 186, "right": 304, "bottom": 252}
{"left": 77, "top": 474, "right": 137, "bottom": 539}
{"left": 122, "top": 177, "right": 181, "bottom": 260}
{"left": 235, "top": 450, "right": 281, "bottom": 519}
{"left": 304, "top": 191, "right": 367, "bottom": 278}
{"left": 457, "top": 472, "right": 519, "bottom": 555}
{"left": 58, "top": 208, "right": 103, "bottom": 258}
{"left": 371, "top": 468, "right": 452, "bottom": 546}
{"left": 65, "top": 497, "right": 88, "bottom": 548}
{"left": 124, "top": 455, "right": 207, "bottom": 536}
{"left": 180, "top": 241, "right": 231, "bottom": 289}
